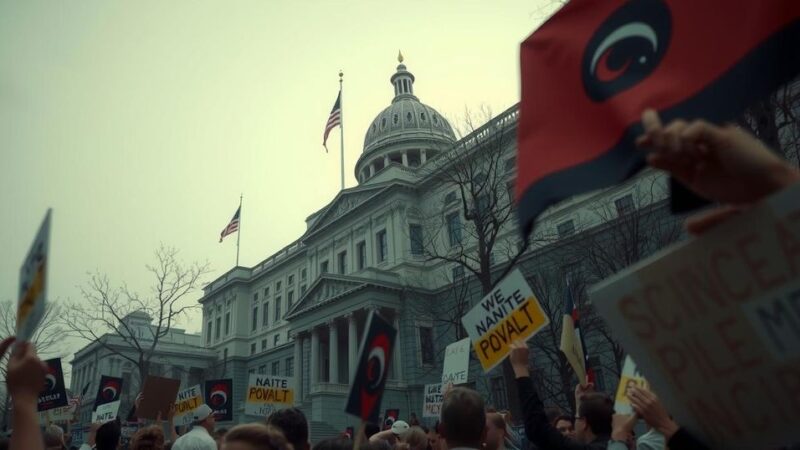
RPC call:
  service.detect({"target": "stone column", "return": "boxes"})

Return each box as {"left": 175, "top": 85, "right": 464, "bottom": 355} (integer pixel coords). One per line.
{"left": 310, "top": 328, "right": 320, "bottom": 386}
{"left": 329, "top": 320, "right": 339, "bottom": 384}
{"left": 393, "top": 313, "right": 403, "bottom": 381}
{"left": 401, "top": 151, "right": 409, "bottom": 167}
{"left": 369, "top": 164, "right": 375, "bottom": 176}
{"left": 421, "top": 149, "right": 427, "bottom": 164}
{"left": 293, "top": 334, "right": 303, "bottom": 403}
{"left": 347, "top": 313, "right": 358, "bottom": 383}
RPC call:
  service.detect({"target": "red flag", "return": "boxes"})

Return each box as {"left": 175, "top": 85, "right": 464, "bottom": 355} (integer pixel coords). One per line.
{"left": 517, "top": 0, "right": 800, "bottom": 237}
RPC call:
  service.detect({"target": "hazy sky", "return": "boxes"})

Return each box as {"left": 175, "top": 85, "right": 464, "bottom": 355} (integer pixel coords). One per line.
{"left": 0, "top": 0, "right": 559, "bottom": 364}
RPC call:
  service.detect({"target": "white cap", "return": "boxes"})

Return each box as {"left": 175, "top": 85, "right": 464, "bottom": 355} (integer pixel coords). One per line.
{"left": 193, "top": 404, "right": 215, "bottom": 422}
{"left": 391, "top": 420, "right": 410, "bottom": 436}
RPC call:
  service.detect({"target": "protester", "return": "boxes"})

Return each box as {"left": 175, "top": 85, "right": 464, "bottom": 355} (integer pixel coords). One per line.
{"left": 214, "top": 428, "right": 229, "bottom": 450}
{"left": 266, "top": 408, "right": 310, "bottom": 450}
{"left": 509, "top": 341, "right": 610, "bottom": 450}
{"left": 312, "top": 437, "right": 352, "bottom": 450}
{"left": 131, "top": 425, "right": 166, "bottom": 450}
{"left": 5, "top": 337, "right": 48, "bottom": 450}
{"left": 636, "top": 109, "right": 800, "bottom": 233}
{"left": 552, "top": 415, "right": 575, "bottom": 438}
{"left": 484, "top": 413, "right": 508, "bottom": 450}
{"left": 172, "top": 404, "right": 218, "bottom": 450}
{"left": 425, "top": 423, "right": 442, "bottom": 450}
{"left": 95, "top": 420, "right": 122, "bottom": 450}
{"left": 368, "top": 420, "right": 410, "bottom": 447}
{"left": 625, "top": 387, "right": 708, "bottom": 450}
{"left": 44, "top": 424, "right": 66, "bottom": 450}
{"left": 609, "top": 414, "right": 664, "bottom": 450}
{"left": 396, "top": 426, "right": 427, "bottom": 450}
{"left": 440, "top": 387, "right": 486, "bottom": 450}
{"left": 408, "top": 413, "right": 420, "bottom": 427}
{"left": 221, "top": 424, "right": 291, "bottom": 450}
{"left": 364, "top": 424, "right": 381, "bottom": 441}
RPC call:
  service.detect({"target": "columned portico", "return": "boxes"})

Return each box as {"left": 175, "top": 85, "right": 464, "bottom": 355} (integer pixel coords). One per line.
{"left": 310, "top": 328, "right": 320, "bottom": 385}
{"left": 347, "top": 313, "right": 358, "bottom": 383}
{"left": 328, "top": 319, "right": 339, "bottom": 384}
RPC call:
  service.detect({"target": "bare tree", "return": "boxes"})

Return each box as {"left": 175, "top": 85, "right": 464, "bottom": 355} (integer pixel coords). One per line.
{"left": 61, "top": 245, "right": 210, "bottom": 390}
{"left": 739, "top": 80, "right": 800, "bottom": 166}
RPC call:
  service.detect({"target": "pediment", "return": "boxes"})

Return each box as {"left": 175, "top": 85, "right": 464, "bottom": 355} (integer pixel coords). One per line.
{"left": 304, "top": 185, "right": 388, "bottom": 237}
{"left": 286, "top": 275, "right": 366, "bottom": 318}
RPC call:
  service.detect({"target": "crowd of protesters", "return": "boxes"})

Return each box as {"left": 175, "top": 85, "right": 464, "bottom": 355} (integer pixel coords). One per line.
{"left": 2, "top": 114, "right": 799, "bottom": 450}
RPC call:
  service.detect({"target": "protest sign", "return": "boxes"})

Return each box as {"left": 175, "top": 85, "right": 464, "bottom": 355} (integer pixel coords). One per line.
{"left": 422, "top": 383, "right": 443, "bottom": 418}
{"left": 245, "top": 374, "right": 294, "bottom": 417}
{"left": 174, "top": 384, "right": 203, "bottom": 426}
{"left": 613, "top": 356, "right": 649, "bottom": 416}
{"left": 93, "top": 376, "right": 123, "bottom": 410}
{"left": 589, "top": 184, "right": 800, "bottom": 450}
{"left": 441, "top": 338, "right": 471, "bottom": 385}
{"left": 93, "top": 400, "right": 120, "bottom": 423}
{"left": 384, "top": 408, "right": 400, "bottom": 429}
{"left": 17, "top": 209, "right": 51, "bottom": 343}
{"left": 40, "top": 395, "right": 80, "bottom": 423}
{"left": 205, "top": 379, "right": 233, "bottom": 421}
{"left": 462, "top": 269, "right": 548, "bottom": 371}
{"left": 138, "top": 376, "right": 180, "bottom": 420}
{"left": 37, "top": 358, "right": 68, "bottom": 412}
{"left": 345, "top": 310, "right": 397, "bottom": 423}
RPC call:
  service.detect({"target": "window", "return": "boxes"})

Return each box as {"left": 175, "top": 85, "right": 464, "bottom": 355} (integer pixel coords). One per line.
{"left": 253, "top": 292, "right": 259, "bottom": 301}
{"left": 288, "top": 274, "right": 295, "bottom": 286}
{"left": 336, "top": 252, "right": 349, "bottom": 275}
{"left": 263, "top": 302, "right": 269, "bottom": 326}
{"left": 357, "top": 241, "right": 367, "bottom": 270}
{"left": 286, "top": 357, "right": 294, "bottom": 376}
{"left": 321, "top": 260, "right": 329, "bottom": 273}
{"left": 444, "top": 191, "right": 457, "bottom": 204}
{"left": 274, "top": 334, "right": 280, "bottom": 346}
{"left": 452, "top": 266, "right": 465, "bottom": 281}
{"left": 215, "top": 317, "right": 221, "bottom": 340}
{"left": 252, "top": 306, "right": 258, "bottom": 331}
{"left": 409, "top": 224, "right": 424, "bottom": 255}
{"left": 418, "top": 326, "right": 435, "bottom": 365}
{"left": 491, "top": 377, "right": 509, "bottom": 410}
{"left": 475, "top": 194, "right": 490, "bottom": 215}
{"left": 271, "top": 361, "right": 280, "bottom": 375}
{"left": 264, "top": 286, "right": 270, "bottom": 297}
{"left": 287, "top": 291, "right": 294, "bottom": 309}
{"left": 301, "top": 285, "right": 307, "bottom": 295}
{"left": 377, "top": 230, "right": 388, "bottom": 263}
{"left": 258, "top": 365, "right": 266, "bottom": 375}
{"left": 557, "top": 220, "right": 575, "bottom": 238}
{"left": 250, "top": 343, "right": 256, "bottom": 355}
{"left": 276, "top": 281, "right": 282, "bottom": 292}
{"left": 275, "top": 297, "right": 282, "bottom": 322}
{"left": 223, "top": 348, "right": 228, "bottom": 361}
{"left": 261, "top": 339, "right": 267, "bottom": 351}
{"left": 224, "top": 312, "right": 230, "bottom": 335}
{"left": 446, "top": 212, "right": 462, "bottom": 246}
{"left": 504, "top": 157, "right": 516, "bottom": 173}
{"left": 615, "top": 194, "right": 635, "bottom": 216}
{"left": 206, "top": 321, "right": 212, "bottom": 344}
{"left": 301, "top": 268, "right": 307, "bottom": 280}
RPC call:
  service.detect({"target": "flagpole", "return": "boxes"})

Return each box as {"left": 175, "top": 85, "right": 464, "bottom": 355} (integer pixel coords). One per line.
{"left": 339, "top": 70, "right": 345, "bottom": 191}
{"left": 236, "top": 194, "right": 242, "bottom": 267}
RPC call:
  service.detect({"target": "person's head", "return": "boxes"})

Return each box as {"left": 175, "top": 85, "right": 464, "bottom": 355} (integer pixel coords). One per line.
{"left": 192, "top": 404, "right": 218, "bottom": 432}
{"left": 266, "top": 408, "right": 309, "bottom": 450}
{"left": 130, "top": 425, "right": 165, "bottom": 450}
{"left": 215, "top": 428, "right": 229, "bottom": 449}
{"left": 483, "top": 413, "right": 507, "bottom": 450}
{"left": 397, "top": 426, "right": 427, "bottom": 450}
{"left": 391, "top": 420, "right": 410, "bottom": 441}
{"left": 44, "top": 424, "right": 65, "bottom": 450}
{"left": 574, "top": 393, "right": 613, "bottom": 443}
{"left": 551, "top": 415, "right": 574, "bottom": 438}
{"left": 95, "top": 420, "right": 122, "bottom": 450}
{"left": 312, "top": 437, "right": 352, "bottom": 450}
{"left": 425, "top": 424, "right": 441, "bottom": 450}
{"left": 222, "top": 424, "right": 292, "bottom": 450}
{"left": 440, "top": 387, "right": 486, "bottom": 449}
{"left": 364, "top": 423, "right": 380, "bottom": 440}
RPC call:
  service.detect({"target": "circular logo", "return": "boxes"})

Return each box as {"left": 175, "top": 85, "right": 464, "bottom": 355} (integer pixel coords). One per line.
{"left": 366, "top": 339, "right": 388, "bottom": 391}
{"left": 210, "top": 386, "right": 228, "bottom": 407}
{"left": 582, "top": 0, "right": 671, "bottom": 102}
{"left": 102, "top": 382, "right": 119, "bottom": 400}
{"left": 44, "top": 374, "right": 57, "bottom": 392}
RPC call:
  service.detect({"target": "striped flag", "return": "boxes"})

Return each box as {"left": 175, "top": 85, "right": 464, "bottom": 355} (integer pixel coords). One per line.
{"left": 219, "top": 206, "right": 240, "bottom": 243}
{"left": 559, "top": 279, "right": 594, "bottom": 385}
{"left": 323, "top": 91, "right": 342, "bottom": 151}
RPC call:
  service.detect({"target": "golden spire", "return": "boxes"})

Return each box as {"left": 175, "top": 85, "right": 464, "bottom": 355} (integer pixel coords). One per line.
{"left": 398, "top": 50, "right": 404, "bottom": 63}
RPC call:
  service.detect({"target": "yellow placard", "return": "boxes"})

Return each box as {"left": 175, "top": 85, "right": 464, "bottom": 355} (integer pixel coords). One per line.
{"left": 472, "top": 297, "right": 548, "bottom": 370}
{"left": 246, "top": 386, "right": 294, "bottom": 405}
{"left": 174, "top": 395, "right": 203, "bottom": 415}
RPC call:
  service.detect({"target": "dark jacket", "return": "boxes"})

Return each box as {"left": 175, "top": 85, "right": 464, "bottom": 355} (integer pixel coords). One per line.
{"left": 667, "top": 427, "right": 710, "bottom": 450}
{"left": 516, "top": 376, "right": 609, "bottom": 450}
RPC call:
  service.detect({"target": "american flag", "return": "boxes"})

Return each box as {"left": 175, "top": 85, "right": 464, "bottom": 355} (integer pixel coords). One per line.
{"left": 323, "top": 91, "right": 342, "bottom": 151}
{"left": 559, "top": 278, "right": 595, "bottom": 384}
{"left": 219, "top": 206, "right": 240, "bottom": 243}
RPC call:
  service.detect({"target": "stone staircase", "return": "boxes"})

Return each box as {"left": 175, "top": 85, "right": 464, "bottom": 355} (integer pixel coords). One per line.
{"left": 309, "top": 419, "right": 343, "bottom": 444}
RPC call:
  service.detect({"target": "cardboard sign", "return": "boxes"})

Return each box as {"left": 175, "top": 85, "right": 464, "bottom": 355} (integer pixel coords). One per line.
{"left": 93, "top": 400, "right": 120, "bottom": 423}
{"left": 245, "top": 374, "right": 294, "bottom": 417}
{"left": 462, "top": 269, "right": 549, "bottom": 371}
{"left": 422, "top": 383, "right": 443, "bottom": 418}
{"left": 93, "top": 376, "right": 123, "bottom": 410}
{"left": 17, "top": 209, "right": 51, "bottom": 343}
{"left": 589, "top": 184, "right": 800, "bottom": 450}
{"left": 345, "top": 310, "right": 397, "bottom": 423}
{"left": 174, "top": 384, "right": 203, "bottom": 426}
{"left": 37, "top": 358, "right": 68, "bottom": 412}
{"left": 442, "top": 338, "right": 471, "bottom": 385}
{"left": 40, "top": 395, "right": 80, "bottom": 423}
{"left": 138, "top": 376, "right": 180, "bottom": 420}
{"left": 205, "top": 379, "right": 233, "bottom": 421}
{"left": 614, "top": 356, "right": 649, "bottom": 416}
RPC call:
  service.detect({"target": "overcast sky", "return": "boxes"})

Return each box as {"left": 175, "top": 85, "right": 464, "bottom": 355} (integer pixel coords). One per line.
{"left": 0, "top": 0, "right": 560, "bottom": 368}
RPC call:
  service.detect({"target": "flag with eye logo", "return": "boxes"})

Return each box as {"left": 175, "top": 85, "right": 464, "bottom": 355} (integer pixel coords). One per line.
{"left": 345, "top": 310, "right": 397, "bottom": 423}
{"left": 516, "top": 0, "right": 800, "bottom": 237}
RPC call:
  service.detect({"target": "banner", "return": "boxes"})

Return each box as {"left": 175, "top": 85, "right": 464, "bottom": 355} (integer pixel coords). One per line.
{"left": 205, "top": 379, "right": 233, "bottom": 421}
{"left": 138, "top": 376, "right": 180, "bottom": 420}
{"left": 17, "top": 209, "right": 51, "bottom": 342}
{"left": 422, "top": 384, "right": 443, "bottom": 418}
{"left": 37, "top": 358, "right": 68, "bottom": 412}
{"left": 345, "top": 310, "right": 397, "bottom": 423}
{"left": 93, "top": 376, "right": 123, "bottom": 410}
{"left": 93, "top": 400, "right": 120, "bottom": 423}
{"left": 462, "top": 269, "right": 549, "bottom": 371}
{"left": 614, "top": 356, "right": 649, "bottom": 416}
{"left": 441, "top": 338, "right": 471, "bottom": 385}
{"left": 174, "top": 384, "right": 203, "bottom": 426}
{"left": 40, "top": 395, "right": 79, "bottom": 423}
{"left": 245, "top": 374, "right": 294, "bottom": 417}
{"left": 384, "top": 408, "right": 400, "bottom": 429}
{"left": 589, "top": 184, "right": 800, "bottom": 450}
